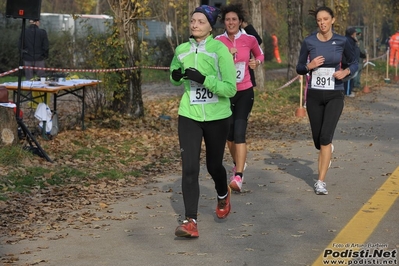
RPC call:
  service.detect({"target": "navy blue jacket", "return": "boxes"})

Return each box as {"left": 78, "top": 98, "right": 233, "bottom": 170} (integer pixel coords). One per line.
{"left": 296, "top": 33, "right": 358, "bottom": 91}
{"left": 342, "top": 33, "right": 359, "bottom": 69}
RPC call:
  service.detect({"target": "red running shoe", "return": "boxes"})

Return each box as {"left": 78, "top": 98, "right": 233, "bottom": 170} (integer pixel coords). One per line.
{"left": 175, "top": 218, "right": 199, "bottom": 238}
{"left": 216, "top": 187, "right": 231, "bottom": 219}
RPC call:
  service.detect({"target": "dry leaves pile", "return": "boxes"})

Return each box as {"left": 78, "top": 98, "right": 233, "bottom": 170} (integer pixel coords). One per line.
{"left": 0, "top": 88, "right": 306, "bottom": 245}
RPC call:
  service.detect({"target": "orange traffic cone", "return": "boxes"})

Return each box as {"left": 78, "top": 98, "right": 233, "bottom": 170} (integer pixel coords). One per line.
{"left": 363, "top": 85, "right": 371, "bottom": 94}
{"left": 295, "top": 107, "right": 306, "bottom": 117}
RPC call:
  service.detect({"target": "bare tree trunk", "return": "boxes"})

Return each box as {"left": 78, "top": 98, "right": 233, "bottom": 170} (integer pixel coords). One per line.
{"left": 188, "top": 0, "right": 200, "bottom": 14}
{"left": 331, "top": 0, "right": 349, "bottom": 35}
{"left": 0, "top": 107, "right": 18, "bottom": 147}
{"left": 248, "top": 0, "right": 265, "bottom": 90}
{"left": 316, "top": 0, "right": 326, "bottom": 7}
{"left": 107, "top": 0, "right": 144, "bottom": 118}
{"left": 96, "top": 0, "right": 100, "bottom": 14}
{"left": 287, "top": 0, "right": 303, "bottom": 80}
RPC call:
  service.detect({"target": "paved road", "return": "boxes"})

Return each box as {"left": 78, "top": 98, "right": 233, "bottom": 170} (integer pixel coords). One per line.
{"left": 1, "top": 84, "right": 398, "bottom": 266}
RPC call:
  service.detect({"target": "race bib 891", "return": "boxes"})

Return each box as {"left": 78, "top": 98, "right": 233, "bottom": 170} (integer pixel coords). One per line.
{"left": 311, "top": 67, "right": 335, "bottom": 90}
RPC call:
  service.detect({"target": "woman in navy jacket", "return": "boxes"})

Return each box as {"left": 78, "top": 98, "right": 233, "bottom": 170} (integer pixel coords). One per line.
{"left": 296, "top": 6, "right": 358, "bottom": 195}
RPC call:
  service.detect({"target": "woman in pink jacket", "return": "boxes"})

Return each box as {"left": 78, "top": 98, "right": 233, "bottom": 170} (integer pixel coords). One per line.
{"left": 215, "top": 3, "right": 264, "bottom": 192}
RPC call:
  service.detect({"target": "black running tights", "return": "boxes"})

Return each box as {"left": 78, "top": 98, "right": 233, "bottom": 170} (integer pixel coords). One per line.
{"left": 178, "top": 115, "right": 230, "bottom": 220}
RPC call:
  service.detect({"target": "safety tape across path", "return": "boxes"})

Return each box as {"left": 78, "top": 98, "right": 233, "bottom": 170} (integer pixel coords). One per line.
{"left": 1, "top": 65, "right": 301, "bottom": 91}
{"left": 276, "top": 75, "right": 300, "bottom": 90}
{"left": 369, "top": 51, "right": 387, "bottom": 61}
{"left": 0, "top": 68, "right": 19, "bottom": 77}
{"left": 0, "top": 55, "right": 388, "bottom": 91}
{"left": 0, "top": 66, "right": 169, "bottom": 78}
{"left": 0, "top": 50, "right": 390, "bottom": 78}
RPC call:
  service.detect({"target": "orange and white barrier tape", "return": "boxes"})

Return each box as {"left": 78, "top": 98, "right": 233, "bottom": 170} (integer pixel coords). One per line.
{"left": 0, "top": 66, "right": 170, "bottom": 77}
{"left": 369, "top": 51, "right": 387, "bottom": 61}
{"left": 22, "top": 66, "right": 170, "bottom": 72}
{"left": 0, "top": 68, "right": 19, "bottom": 77}
{"left": 276, "top": 75, "right": 300, "bottom": 90}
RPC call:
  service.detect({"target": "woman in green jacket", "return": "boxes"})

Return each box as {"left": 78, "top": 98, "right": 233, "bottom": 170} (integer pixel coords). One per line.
{"left": 170, "top": 5, "right": 236, "bottom": 238}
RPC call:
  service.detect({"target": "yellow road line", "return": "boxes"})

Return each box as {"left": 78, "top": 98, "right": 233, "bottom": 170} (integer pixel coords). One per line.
{"left": 312, "top": 166, "right": 399, "bottom": 266}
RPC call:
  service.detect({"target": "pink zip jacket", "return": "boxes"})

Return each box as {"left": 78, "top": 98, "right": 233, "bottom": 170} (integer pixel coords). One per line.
{"left": 215, "top": 30, "right": 264, "bottom": 91}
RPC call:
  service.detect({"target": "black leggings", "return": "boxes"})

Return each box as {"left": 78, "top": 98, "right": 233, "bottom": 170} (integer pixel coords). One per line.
{"left": 178, "top": 115, "right": 230, "bottom": 220}
{"left": 227, "top": 88, "right": 254, "bottom": 143}
{"left": 306, "top": 89, "right": 344, "bottom": 150}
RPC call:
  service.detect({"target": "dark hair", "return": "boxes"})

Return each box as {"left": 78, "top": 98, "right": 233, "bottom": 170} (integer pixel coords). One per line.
{"left": 309, "top": 6, "right": 334, "bottom": 19}
{"left": 220, "top": 3, "right": 246, "bottom": 23}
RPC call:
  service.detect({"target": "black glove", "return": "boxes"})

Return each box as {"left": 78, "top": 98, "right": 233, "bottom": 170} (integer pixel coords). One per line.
{"left": 171, "top": 68, "right": 184, "bottom": 81}
{"left": 184, "top": 67, "right": 206, "bottom": 84}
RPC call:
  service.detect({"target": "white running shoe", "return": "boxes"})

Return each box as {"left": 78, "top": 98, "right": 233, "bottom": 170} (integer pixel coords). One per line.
{"left": 328, "top": 144, "right": 334, "bottom": 169}
{"left": 314, "top": 180, "right": 328, "bottom": 195}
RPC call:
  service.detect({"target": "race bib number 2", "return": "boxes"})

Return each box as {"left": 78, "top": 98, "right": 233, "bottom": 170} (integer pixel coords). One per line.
{"left": 311, "top": 67, "right": 335, "bottom": 90}
{"left": 189, "top": 81, "right": 219, "bottom": 104}
{"left": 235, "top": 62, "right": 246, "bottom": 83}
